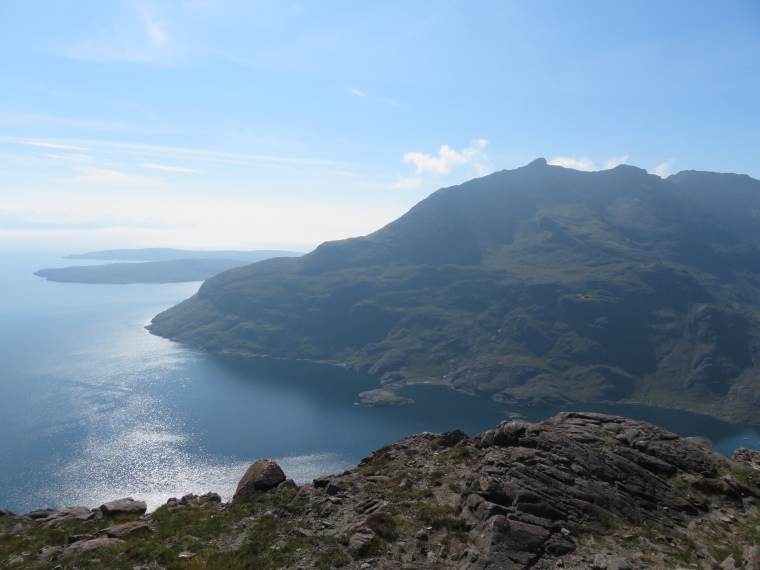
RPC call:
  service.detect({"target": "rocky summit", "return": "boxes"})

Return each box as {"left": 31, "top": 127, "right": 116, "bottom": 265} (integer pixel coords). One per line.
{"left": 148, "top": 160, "right": 760, "bottom": 424}
{"left": 2, "top": 413, "right": 760, "bottom": 569}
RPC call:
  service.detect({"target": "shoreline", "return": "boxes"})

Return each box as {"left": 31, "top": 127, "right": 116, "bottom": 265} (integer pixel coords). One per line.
{"left": 151, "top": 336, "right": 760, "bottom": 429}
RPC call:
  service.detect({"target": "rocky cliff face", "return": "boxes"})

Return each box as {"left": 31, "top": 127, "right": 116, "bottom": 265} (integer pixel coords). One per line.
{"left": 148, "top": 160, "right": 760, "bottom": 423}
{"left": 2, "top": 413, "right": 760, "bottom": 569}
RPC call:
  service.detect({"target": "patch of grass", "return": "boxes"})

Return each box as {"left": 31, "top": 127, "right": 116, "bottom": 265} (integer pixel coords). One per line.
{"left": 317, "top": 546, "right": 350, "bottom": 569}
{"left": 417, "top": 503, "right": 466, "bottom": 538}
{"left": 366, "top": 512, "right": 400, "bottom": 541}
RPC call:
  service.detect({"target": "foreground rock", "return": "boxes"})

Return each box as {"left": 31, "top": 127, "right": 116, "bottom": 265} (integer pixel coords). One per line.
{"left": 100, "top": 497, "right": 147, "bottom": 517}
{"left": 233, "top": 458, "right": 286, "bottom": 499}
{"left": 2, "top": 413, "right": 759, "bottom": 569}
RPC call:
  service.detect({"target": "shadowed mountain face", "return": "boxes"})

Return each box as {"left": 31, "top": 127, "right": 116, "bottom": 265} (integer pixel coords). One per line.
{"left": 148, "top": 159, "right": 760, "bottom": 423}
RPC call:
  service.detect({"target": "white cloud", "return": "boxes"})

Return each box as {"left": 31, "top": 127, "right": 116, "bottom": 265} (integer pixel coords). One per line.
{"left": 603, "top": 155, "right": 629, "bottom": 169}
{"left": 22, "top": 141, "right": 89, "bottom": 150}
{"left": 71, "top": 166, "right": 171, "bottom": 187}
{"left": 346, "top": 88, "right": 368, "bottom": 98}
{"left": 44, "top": 154, "right": 97, "bottom": 162}
{"left": 548, "top": 156, "right": 596, "bottom": 171}
{"left": 403, "top": 140, "right": 489, "bottom": 176}
{"left": 549, "top": 155, "right": 632, "bottom": 172}
{"left": 142, "top": 163, "right": 202, "bottom": 173}
{"left": 653, "top": 159, "right": 676, "bottom": 178}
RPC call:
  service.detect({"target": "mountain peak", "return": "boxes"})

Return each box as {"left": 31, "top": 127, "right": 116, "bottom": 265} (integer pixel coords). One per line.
{"left": 526, "top": 157, "right": 548, "bottom": 167}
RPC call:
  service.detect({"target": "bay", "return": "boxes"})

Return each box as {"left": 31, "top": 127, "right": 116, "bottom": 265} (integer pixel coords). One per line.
{"left": 1, "top": 250, "right": 759, "bottom": 514}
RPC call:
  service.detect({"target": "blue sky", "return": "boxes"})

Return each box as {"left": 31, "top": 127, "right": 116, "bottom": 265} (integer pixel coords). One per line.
{"left": 1, "top": 0, "right": 758, "bottom": 252}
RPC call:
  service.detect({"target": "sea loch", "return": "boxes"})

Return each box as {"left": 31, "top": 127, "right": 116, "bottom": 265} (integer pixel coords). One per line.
{"left": 1, "top": 251, "right": 759, "bottom": 514}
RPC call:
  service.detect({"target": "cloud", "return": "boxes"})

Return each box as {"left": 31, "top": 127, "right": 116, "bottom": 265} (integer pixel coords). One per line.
{"left": 2, "top": 112, "right": 174, "bottom": 135}
{"left": 4, "top": 135, "right": 343, "bottom": 168}
{"left": 22, "top": 142, "right": 89, "bottom": 151}
{"left": 653, "top": 159, "right": 676, "bottom": 178}
{"left": 142, "top": 163, "right": 202, "bottom": 173}
{"left": 548, "top": 156, "right": 596, "bottom": 171}
{"left": 55, "top": 1, "right": 174, "bottom": 64}
{"left": 402, "top": 140, "right": 490, "bottom": 177}
{"left": 71, "top": 166, "right": 171, "bottom": 187}
{"left": 549, "top": 155, "right": 632, "bottom": 172}
{"left": 603, "top": 155, "right": 629, "bottom": 169}
{"left": 44, "top": 154, "right": 97, "bottom": 162}
{"left": 346, "top": 87, "right": 404, "bottom": 107}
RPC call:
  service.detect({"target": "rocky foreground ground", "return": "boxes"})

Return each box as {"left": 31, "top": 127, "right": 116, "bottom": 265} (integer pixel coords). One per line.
{"left": 2, "top": 412, "right": 760, "bottom": 569}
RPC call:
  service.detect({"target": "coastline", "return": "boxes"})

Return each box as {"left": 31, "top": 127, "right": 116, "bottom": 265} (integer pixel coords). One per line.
{"left": 155, "top": 335, "right": 760, "bottom": 430}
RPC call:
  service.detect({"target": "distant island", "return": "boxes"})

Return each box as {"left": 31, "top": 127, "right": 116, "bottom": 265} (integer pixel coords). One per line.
{"left": 64, "top": 248, "right": 302, "bottom": 263}
{"left": 34, "top": 248, "right": 303, "bottom": 284}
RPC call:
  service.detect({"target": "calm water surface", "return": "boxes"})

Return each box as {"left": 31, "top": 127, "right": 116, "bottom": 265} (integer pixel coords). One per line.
{"left": 1, "top": 251, "right": 759, "bottom": 513}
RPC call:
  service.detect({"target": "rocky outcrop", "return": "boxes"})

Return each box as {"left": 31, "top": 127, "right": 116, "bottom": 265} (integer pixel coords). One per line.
{"left": 99, "top": 497, "right": 147, "bottom": 517}
{"left": 1, "top": 413, "right": 759, "bottom": 569}
{"left": 233, "top": 458, "right": 286, "bottom": 499}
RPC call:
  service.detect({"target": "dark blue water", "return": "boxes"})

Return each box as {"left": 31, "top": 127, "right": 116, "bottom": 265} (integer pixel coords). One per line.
{"left": 1, "top": 251, "right": 759, "bottom": 513}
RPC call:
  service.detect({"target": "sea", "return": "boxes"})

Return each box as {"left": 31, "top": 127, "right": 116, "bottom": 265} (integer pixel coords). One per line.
{"left": 1, "top": 250, "right": 759, "bottom": 514}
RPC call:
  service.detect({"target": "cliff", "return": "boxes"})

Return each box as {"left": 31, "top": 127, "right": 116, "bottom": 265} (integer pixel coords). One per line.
{"left": 2, "top": 413, "right": 760, "bottom": 569}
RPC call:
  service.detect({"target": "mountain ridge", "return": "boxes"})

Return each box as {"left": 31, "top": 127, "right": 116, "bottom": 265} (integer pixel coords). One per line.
{"left": 148, "top": 160, "right": 760, "bottom": 423}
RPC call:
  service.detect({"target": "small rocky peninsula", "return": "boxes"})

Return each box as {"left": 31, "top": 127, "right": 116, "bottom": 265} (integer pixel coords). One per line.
{"left": 2, "top": 413, "right": 760, "bottom": 569}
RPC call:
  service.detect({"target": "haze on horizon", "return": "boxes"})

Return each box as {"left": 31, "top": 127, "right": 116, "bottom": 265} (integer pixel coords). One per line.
{"left": 1, "top": 0, "right": 758, "bottom": 253}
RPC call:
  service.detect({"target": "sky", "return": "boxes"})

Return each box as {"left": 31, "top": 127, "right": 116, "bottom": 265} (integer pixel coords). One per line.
{"left": 1, "top": 0, "right": 758, "bottom": 253}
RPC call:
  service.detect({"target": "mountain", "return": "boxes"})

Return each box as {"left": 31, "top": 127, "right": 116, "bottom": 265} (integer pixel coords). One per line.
{"left": 148, "top": 159, "right": 760, "bottom": 423}
{"left": 3, "top": 413, "right": 760, "bottom": 568}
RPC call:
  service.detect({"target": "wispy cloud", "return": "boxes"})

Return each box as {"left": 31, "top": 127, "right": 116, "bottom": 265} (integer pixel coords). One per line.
{"left": 44, "top": 154, "right": 97, "bottom": 162}
{"left": 403, "top": 140, "right": 490, "bottom": 177}
{"left": 70, "top": 166, "right": 171, "bottom": 187}
{"left": 22, "top": 141, "right": 89, "bottom": 151}
{"left": 653, "top": 159, "right": 676, "bottom": 178}
{"left": 56, "top": 1, "right": 174, "bottom": 64}
{"left": 142, "top": 163, "right": 202, "bottom": 173}
{"left": 2, "top": 113, "right": 173, "bottom": 135}
{"left": 8, "top": 137, "right": 342, "bottom": 169}
{"left": 345, "top": 87, "right": 404, "bottom": 107}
